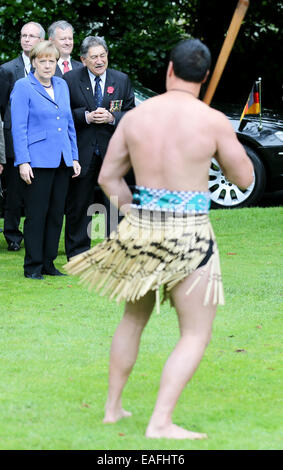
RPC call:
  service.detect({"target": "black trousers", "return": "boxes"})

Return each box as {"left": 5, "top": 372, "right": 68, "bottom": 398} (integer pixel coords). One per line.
{"left": 3, "top": 158, "right": 24, "bottom": 246}
{"left": 23, "top": 163, "right": 70, "bottom": 275}
{"left": 65, "top": 154, "right": 121, "bottom": 260}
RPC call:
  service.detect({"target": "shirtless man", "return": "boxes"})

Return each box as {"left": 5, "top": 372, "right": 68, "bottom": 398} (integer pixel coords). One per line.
{"left": 66, "top": 39, "right": 254, "bottom": 439}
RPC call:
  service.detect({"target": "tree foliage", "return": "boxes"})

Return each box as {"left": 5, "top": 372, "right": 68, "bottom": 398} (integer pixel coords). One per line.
{"left": 0, "top": 0, "right": 282, "bottom": 108}
{"left": 0, "top": 0, "right": 191, "bottom": 84}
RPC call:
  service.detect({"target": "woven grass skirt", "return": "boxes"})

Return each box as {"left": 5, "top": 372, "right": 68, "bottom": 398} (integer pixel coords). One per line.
{"left": 64, "top": 209, "right": 224, "bottom": 312}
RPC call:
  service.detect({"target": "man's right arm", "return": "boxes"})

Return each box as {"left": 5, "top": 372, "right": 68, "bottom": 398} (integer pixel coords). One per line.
{"left": 98, "top": 114, "right": 133, "bottom": 213}
{"left": 214, "top": 111, "right": 254, "bottom": 189}
{"left": 63, "top": 73, "right": 90, "bottom": 129}
{"left": 0, "top": 66, "right": 11, "bottom": 119}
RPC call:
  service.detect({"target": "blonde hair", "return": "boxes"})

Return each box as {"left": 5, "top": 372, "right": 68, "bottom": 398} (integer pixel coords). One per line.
{"left": 30, "top": 40, "right": 60, "bottom": 63}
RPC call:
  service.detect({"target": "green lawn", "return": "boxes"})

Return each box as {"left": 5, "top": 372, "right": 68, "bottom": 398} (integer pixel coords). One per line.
{"left": 0, "top": 207, "right": 282, "bottom": 450}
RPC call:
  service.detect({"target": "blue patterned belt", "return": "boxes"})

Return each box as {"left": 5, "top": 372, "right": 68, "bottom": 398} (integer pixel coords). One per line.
{"left": 131, "top": 186, "right": 211, "bottom": 214}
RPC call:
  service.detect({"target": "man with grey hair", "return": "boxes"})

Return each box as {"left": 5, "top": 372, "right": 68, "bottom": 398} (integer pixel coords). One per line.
{"left": 0, "top": 21, "right": 45, "bottom": 251}
{"left": 48, "top": 20, "right": 82, "bottom": 76}
{"left": 63, "top": 36, "right": 135, "bottom": 260}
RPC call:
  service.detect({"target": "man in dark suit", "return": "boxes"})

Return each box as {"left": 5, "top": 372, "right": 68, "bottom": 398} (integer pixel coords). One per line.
{"left": 64, "top": 36, "right": 135, "bottom": 260}
{"left": 0, "top": 21, "right": 45, "bottom": 251}
{"left": 48, "top": 20, "right": 83, "bottom": 77}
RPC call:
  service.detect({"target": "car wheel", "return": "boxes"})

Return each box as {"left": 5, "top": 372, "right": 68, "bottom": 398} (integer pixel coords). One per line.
{"left": 209, "top": 145, "right": 266, "bottom": 208}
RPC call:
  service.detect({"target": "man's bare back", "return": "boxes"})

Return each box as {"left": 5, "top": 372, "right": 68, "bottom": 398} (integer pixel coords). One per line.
{"left": 124, "top": 91, "right": 222, "bottom": 191}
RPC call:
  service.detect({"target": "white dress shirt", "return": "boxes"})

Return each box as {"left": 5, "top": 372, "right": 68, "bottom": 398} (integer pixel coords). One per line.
{"left": 22, "top": 53, "right": 31, "bottom": 76}
{"left": 57, "top": 57, "right": 73, "bottom": 74}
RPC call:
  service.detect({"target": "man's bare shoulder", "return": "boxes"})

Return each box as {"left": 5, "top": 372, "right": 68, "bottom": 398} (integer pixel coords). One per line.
{"left": 134, "top": 94, "right": 163, "bottom": 113}
{"left": 203, "top": 103, "right": 233, "bottom": 127}
{"left": 121, "top": 94, "right": 162, "bottom": 125}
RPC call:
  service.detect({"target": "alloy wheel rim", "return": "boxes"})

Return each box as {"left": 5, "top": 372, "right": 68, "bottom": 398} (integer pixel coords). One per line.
{"left": 209, "top": 158, "right": 255, "bottom": 206}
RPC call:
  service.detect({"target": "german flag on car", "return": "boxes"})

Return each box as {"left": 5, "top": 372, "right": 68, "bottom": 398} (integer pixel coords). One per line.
{"left": 240, "top": 80, "right": 261, "bottom": 122}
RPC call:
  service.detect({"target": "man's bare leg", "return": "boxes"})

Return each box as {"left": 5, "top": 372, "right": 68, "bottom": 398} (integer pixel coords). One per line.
{"left": 146, "top": 266, "right": 217, "bottom": 439}
{"left": 103, "top": 290, "right": 155, "bottom": 423}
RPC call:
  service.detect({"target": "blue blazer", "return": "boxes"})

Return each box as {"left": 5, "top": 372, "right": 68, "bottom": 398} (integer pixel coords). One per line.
{"left": 10, "top": 72, "right": 78, "bottom": 167}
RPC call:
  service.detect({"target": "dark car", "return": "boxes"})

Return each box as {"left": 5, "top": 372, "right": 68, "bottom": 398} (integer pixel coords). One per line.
{"left": 134, "top": 85, "right": 283, "bottom": 209}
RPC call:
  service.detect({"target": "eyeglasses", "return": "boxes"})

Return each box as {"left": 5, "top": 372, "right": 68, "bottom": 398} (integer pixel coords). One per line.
{"left": 21, "top": 34, "right": 40, "bottom": 39}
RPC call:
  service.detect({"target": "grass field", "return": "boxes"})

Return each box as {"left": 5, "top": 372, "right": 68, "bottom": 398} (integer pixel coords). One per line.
{"left": 0, "top": 207, "right": 282, "bottom": 450}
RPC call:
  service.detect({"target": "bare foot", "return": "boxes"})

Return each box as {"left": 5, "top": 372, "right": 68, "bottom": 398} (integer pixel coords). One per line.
{"left": 146, "top": 423, "right": 207, "bottom": 440}
{"left": 103, "top": 408, "right": 132, "bottom": 423}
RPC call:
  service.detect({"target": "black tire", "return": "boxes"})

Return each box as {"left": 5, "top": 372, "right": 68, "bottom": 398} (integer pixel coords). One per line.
{"left": 209, "top": 145, "right": 266, "bottom": 209}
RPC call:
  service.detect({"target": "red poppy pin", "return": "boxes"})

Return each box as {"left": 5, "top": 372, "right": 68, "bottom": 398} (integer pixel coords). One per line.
{"left": 107, "top": 86, "right": 114, "bottom": 94}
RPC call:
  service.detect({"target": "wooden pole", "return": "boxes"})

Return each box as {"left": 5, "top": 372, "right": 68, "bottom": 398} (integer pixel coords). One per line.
{"left": 203, "top": 0, "right": 250, "bottom": 105}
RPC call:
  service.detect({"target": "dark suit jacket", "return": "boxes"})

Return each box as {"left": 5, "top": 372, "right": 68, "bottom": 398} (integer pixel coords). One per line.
{"left": 0, "top": 55, "right": 25, "bottom": 158}
{"left": 63, "top": 66, "right": 135, "bottom": 177}
{"left": 54, "top": 58, "right": 83, "bottom": 78}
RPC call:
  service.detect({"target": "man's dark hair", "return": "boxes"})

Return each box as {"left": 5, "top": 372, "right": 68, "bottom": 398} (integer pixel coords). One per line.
{"left": 170, "top": 38, "right": 211, "bottom": 83}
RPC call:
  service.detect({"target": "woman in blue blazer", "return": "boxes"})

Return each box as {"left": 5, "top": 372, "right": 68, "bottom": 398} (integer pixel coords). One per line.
{"left": 11, "top": 41, "right": 81, "bottom": 279}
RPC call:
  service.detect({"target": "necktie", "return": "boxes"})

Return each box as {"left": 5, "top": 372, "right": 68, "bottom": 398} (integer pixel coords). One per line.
{"left": 63, "top": 61, "right": 70, "bottom": 74}
{"left": 93, "top": 76, "right": 103, "bottom": 155}
{"left": 94, "top": 76, "right": 103, "bottom": 108}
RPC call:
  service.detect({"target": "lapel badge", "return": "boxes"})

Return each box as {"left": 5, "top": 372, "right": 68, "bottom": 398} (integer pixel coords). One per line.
{"left": 109, "top": 99, "right": 123, "bottom": 112}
